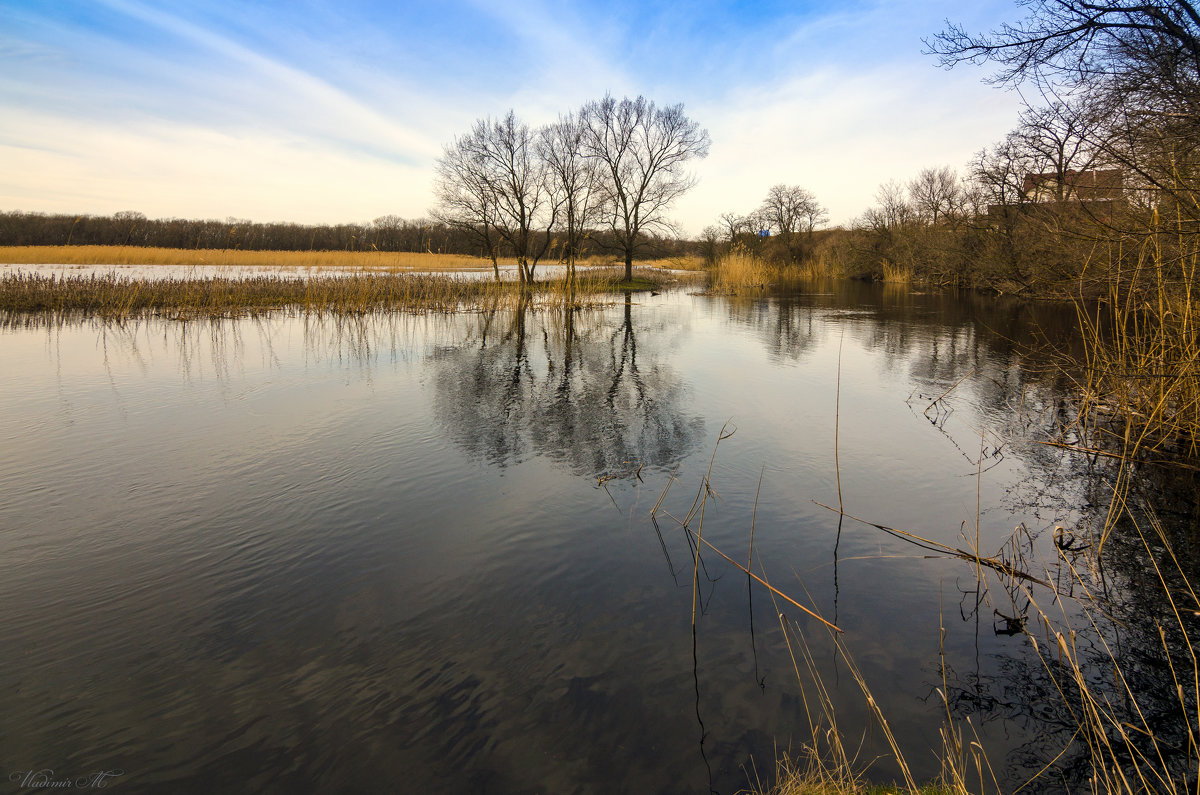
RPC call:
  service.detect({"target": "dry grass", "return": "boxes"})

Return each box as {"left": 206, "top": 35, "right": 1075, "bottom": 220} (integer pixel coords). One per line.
{"left": 712, "top": 250, "right": 774, "bottom": 293}
{"left": 0, "top": 267, "right": 681, "bottom": 320}
{"left": 1072, "top": 233, "right": 1200, "bottom": 464}
{"left": 0, "top": 245, "right": 512, "bottom": 271}
{"left": 795, "top": 255, "right": 842, "bottom": 280}
{"left": 880, "top": 260, "right": 914, "bottom": 285}
{"left": 0, "top": 245, "right": 697, "bottom": 274}
{"left": 666, "top": 408, "right": 1198, "bottom": 795}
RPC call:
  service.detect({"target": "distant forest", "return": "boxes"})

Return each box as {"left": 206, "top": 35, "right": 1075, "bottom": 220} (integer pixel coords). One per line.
{"left": 0, "top": 210, "right": 701, "bottom": 260}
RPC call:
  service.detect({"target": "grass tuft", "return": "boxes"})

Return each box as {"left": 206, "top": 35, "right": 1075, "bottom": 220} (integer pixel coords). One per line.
{"left": 712, "top": 250, "right": 774, "bottom": 293}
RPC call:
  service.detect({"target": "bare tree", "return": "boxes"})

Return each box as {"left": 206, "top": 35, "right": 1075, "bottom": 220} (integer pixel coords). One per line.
{"left": 930, "top": 1, "right": 1200, "bottom": 210}
{"left": 907, "top": 167, "right": 962, "bottom": 225}
{"left": 868, "top": 180, "right": 914, "bottom": 232}
{"left": 756, "top": 184, "right": 828, "bottom": 261}
{"left": 580, "top": 95, "right": 710, "bottom": 281}
{"left": 481, "top": 112, "right": 561, "bottom": 284}
{"left": 928, "top": 1, "right": 1200, "bottom": 92}
{"left": 434, "top": 111, "right": 561, "bottom": 284}
{"left": 539, "top": 111, "right": 602, "bottom": 282}
{"left": 718, "top": 211, "right": 748, "bottom": 246}
{"left": 700, "top": 224, "right": 722, "bottom": 264}
{"left": 433, "top": 124, "right": 504, "bottom": 280}
{"left": 1012, "top": 101, "right": 1106, "bottom": 202}
{"left": 972, "top": 137, "right": 1033, "bottom": 213}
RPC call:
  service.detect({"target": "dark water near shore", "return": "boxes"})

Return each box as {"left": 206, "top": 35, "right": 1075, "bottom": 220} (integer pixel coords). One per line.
{"left": 1, "top": 282, "right": 1194, "bottom": 793}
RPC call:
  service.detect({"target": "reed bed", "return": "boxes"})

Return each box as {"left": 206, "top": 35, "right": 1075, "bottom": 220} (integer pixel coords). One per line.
{"left": 795, "top": 254, "right": 843, "bottom": 281}
{"left": 880, "top": 260, "right": 914, "bottom": 285}
{"left": 0, "top": 267, "right": 682, "bottom": 320}
{"left": 0, "top": 245, "right": 510, "bottom": 271}
{"left": 0, "top": 245, "right": 696, "bottom": 273}
{"left": 709, "top": 251, "right": 852, "bottom": 292}
{"left": 1072, "top": 234, "right": 1200, "bottom": 464}
{"left": 711, "top": 250, "right": 775, "bottom": 293}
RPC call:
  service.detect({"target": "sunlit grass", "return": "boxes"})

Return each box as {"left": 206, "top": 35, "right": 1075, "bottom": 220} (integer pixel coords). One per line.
{"left": 0, "top": 245, "right": 701, "bottom": 274}
{"left": 0, "top": 245, "right": 511, "bottom": 271}
{"left": 0, "top": 267, "right": 689, "bottom": 320}
{"left": 880, "top": 260, "right": 914, "bottom": 284}
{"left": 712, "top": 250, "right": 773, "bottom": 293}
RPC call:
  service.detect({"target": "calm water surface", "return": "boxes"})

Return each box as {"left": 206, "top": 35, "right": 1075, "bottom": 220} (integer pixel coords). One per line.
{"left": 0, "top": 283, "right": 1189, "bottom": 793}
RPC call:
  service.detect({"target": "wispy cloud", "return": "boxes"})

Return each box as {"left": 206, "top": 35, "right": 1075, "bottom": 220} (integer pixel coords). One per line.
{"left": 0, "top": 108, "right": 428, "bottom": 222}
{"left": 93, "top": 0, "right": 442, "bottom": 162}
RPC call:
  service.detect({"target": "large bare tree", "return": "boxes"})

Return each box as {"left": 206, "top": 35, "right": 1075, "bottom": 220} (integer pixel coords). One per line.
{"left": 580, "top": 95, "right": 710, "bottom": 281}
{"left": 539, "top": 111, "right": 603, "bottom": 282}
{"left": 481, "top": 112, "right": 561, "bottom": 284}
{"left": 434, "top": 111, "right": 561, "bottom": 284}
{"left": 929, "top": 1, "right": 1200, "bottom": 91}
{"left": 433, "top": 123, "right": 504, "bottom": 280}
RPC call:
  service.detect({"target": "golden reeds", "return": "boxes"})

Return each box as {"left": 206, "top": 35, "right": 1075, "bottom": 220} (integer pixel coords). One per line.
{"left": 0, "top": 267, "right": 681, "bottom": 320}
{"left": 712, "top": 250, "right": 774, "bottom": 293}
{"left": 1072, "top": 235, "right": 1200, "bottom": 461}
{"left": 880, "top": 259, "right": 914, "bottom": 285}
{"left": 0, "top": 245, "right": 698, "bottom": 273}
{"left": 0, "top": 245, "right": 508, "bottom": 271}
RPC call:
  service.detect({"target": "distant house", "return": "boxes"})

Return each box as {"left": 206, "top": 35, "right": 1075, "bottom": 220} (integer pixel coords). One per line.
{"left": 1022, "top": 169, "right": 1124, "bottom": 203}
{"left": 988, "top": 168, "right": 1126, "bottom": 223}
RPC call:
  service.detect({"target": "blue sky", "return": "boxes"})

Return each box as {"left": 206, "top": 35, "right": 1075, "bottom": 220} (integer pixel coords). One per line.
{"left": 0, "top": 0, "right": 1027, "bottom": 234}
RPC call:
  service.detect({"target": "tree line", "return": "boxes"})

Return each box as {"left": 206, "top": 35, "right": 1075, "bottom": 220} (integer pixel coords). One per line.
{"left": 0, "top": 209, "right": 701, "bottom": 262}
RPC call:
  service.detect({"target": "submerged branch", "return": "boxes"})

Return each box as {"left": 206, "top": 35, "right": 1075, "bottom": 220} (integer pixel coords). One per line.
{"left": 811, "top": 500, "right": 1053, "bottom": 590}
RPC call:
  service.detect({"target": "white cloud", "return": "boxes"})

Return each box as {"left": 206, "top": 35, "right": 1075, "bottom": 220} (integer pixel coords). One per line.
{"left": 675, "top": 61, "right": 1024, "bottom": 233}
{"left": 0, "top": 109, "right": 429, "bottom": 223}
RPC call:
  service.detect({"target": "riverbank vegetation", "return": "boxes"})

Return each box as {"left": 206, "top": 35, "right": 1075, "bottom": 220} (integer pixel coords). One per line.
{"left": 0, "top": 210, "right": 704, "bottom": 263}
{"left": 0, "top": 245, "right": 705, "bottom": 273}
{"left": 0, "top": 267, "right": 688, "bottom": 320}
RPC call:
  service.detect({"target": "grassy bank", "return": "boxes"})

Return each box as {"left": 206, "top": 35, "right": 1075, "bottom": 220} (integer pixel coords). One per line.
{"left": 0, "top": 245, "right": 706, "bottom": 273}
{"left": 0, "top": 267, "right": 685, "bottom": 319}
{"left": 0, "top": 245, "right": 506, "bottom": 271}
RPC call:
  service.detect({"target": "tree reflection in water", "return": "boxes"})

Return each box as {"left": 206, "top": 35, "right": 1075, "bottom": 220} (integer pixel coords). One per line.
{"left": 431, "top": 294, "right": 705, "bottom": 477}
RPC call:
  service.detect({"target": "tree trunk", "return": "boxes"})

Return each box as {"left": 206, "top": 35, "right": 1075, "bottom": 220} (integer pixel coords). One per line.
{"left": 624, "top": 249, "right": 633, "bottom": 282}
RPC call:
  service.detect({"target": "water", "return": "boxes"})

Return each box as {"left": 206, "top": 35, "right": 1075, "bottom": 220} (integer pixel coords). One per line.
{"left": 0, "top": 283, "right": 1192, "bottom": 793}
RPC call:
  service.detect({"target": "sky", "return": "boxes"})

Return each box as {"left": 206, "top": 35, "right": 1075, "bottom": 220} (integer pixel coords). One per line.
{"left": 0, "top": 0, "right": 1030, "bottom": 235}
